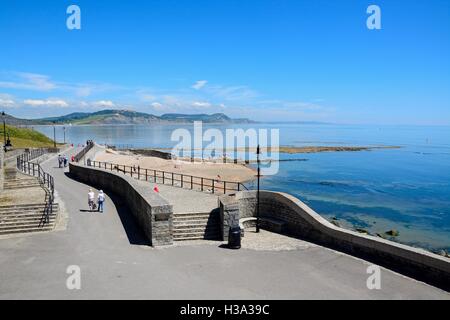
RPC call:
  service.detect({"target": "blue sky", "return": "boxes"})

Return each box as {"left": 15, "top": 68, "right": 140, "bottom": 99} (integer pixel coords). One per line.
{"left": 0, "top": 0, "right": 449, "bottom": 124}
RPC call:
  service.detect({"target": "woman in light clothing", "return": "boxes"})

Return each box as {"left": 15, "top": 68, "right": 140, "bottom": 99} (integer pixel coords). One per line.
{"left": 97, "top": 190, "right": 105, "bottom": 213}
{"left": 88, "top": 189, "right": 95, "bottom": 211}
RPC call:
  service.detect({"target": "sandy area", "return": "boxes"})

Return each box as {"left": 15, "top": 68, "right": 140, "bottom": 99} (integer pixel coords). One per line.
{"left": 94, "top": 149, "right": 256, "bottom": 183}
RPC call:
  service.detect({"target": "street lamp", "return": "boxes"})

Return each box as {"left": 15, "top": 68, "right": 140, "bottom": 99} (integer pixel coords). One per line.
{"left": 1, "top": 112, "right": 6, "bottom": 150}
{"left": 63, "top": 126, "right": 66, "bottom": 144}
{"left": 53, "top": 121, "right": 56, "bottom": 148}
{"left": 256, "top": 144, "right": 261, "bottom": 233}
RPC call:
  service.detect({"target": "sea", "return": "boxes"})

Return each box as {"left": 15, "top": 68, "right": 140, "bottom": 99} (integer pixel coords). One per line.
{"left": 34, "top": 123, "right": 450, "bottom": 252}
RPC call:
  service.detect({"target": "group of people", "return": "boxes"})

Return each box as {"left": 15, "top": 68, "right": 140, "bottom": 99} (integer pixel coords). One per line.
{"left": 58, "top": 154, "right": 68, "bottom": 168}
{"left": 87, "top": 189, "right": 105, "bottom": 213}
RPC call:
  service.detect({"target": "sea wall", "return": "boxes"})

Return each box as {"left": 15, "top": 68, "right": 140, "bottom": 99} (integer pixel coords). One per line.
{"left": 69, "top": 162, "right": 173, "bottom": 246}
{"left": 131, "top": 149, "right": 172, "bottom": 160}
{"left": 219, "top": 190, "right": 450, "bottom": 291}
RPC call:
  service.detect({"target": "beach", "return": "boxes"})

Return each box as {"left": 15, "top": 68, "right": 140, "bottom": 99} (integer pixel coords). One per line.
{"left": 94, "top": 148, "right": 256, "bottom": 183}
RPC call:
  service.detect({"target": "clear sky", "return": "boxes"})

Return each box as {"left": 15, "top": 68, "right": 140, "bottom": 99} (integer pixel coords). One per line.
{"left": 0, "top": 0, "right": 449, "bottom": 124}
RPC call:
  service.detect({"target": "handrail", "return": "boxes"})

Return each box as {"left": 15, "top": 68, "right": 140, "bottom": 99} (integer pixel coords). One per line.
{"left": 16, "top": 149, "right": 57, "bottom": 224}
{"left": 74, "top": 140, "right": 94, "bottom": 162}
{"left": 88, "top": 159, "right": 249, "bottom": 195}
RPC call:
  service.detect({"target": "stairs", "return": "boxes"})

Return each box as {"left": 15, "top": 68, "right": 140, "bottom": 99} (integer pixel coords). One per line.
{"left": 4, "top": 178, "right": 42, "bottom": 190}
{"left": 3, "top": 167, "right": 42, "bottom": 190}
{"left": 173, "top": 211, "right": 221, "bottom": 241}
{"left": 0, "top": 203, "right": 59, "bottom": 235}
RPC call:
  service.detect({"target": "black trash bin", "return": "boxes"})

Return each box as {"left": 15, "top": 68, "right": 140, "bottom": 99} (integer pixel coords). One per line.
{"left": 228, "top": 226, "right": 241, "bottom": 249}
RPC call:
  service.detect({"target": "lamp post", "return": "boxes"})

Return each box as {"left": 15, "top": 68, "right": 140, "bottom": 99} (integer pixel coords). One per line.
{"left": 1, "top": 112, "right": 6, "bottom": 150}
{"left": 63, "top": 126, "right": 66, "bottom": 144}
{"left": 53, "top": 121, "right": 56, "bottom": 148}
{"left": 256, "top": 144, "right": 261, "bottom": 233}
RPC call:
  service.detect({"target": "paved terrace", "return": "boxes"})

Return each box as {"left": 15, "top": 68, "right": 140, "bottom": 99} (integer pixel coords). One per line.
{"left": 0, "top": 148, "right": 448, "bottom": 299}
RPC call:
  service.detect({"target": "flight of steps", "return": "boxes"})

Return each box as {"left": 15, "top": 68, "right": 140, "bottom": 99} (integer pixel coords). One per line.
{"left": 173, "top": 211, "right": 221, "bottom": 241}
{"left": 3, "top": 168, "right": 41, "bottom": 190}
{"left": 0, "top": 203, "right": 59, "bottom": 235}
{"left": 3, "top": 178, "right": 41, "bottom": 190}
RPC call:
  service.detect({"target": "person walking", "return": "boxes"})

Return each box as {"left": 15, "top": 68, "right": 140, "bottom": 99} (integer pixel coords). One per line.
{"left": 63, "top": 155, "right": 68, "bottom": 167}
{"left": 97, "top": 190, "right": 105, "bottom": 213}
{"left": 88, "top": 188, "right": 95, "bottom": 211}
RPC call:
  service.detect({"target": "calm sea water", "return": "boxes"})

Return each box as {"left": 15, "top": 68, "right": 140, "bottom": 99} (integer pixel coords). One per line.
{"left": 34, "top": 123, "right": 450, "bottom": 252}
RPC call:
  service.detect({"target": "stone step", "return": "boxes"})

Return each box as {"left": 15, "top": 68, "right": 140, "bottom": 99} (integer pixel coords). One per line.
{"left": 0, "top": 211, "right": 57, "bottom": 217}
{"left": 174, "top": 212, "right": 218, "bottom": 218}
{"left": 173, "top": 218, "right": 219, "bottom": 225}
{"left": 4, "top": 181, "right": 40, "bottom": 186}
{"left": 0, "top": 207, "right": 59, "bottom": 215}
{"left": 173, "top": 225, "right": 220, "bottom": 232}
{"left": 173, "top": 233, "right": 220, "bottom": 241}
{"left": 4, "top": 185, "right": 42, "bottom": 190}
{"left": 4, "top": 178, "right": 38, "bottom": 183}
{"left": 0, "top": 226, "right": 55, "bottom": 235}
{"left": 0, "top": 220, "right": 56, "bottom": 229}
{"left": 173, "top": 213, "right": 219, "bottom": 221}
{"left": 0, "top": 203, "right": 59, "bottom": 210}
{"left": 173, "top": 229, "right": 220, "bottom": 237}
{"left": 0, "top": 203, "right": 59, "bottom": 209}
{"left": 0, "top": 215, "right": 57, "bottom": 223}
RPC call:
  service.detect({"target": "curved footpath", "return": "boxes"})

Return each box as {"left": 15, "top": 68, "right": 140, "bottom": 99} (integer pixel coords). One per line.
{"left": 0, "top": 148, "right": 448, "bottom": 299}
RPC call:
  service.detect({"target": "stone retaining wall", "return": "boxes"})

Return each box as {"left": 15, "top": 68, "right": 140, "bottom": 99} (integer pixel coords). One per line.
{"left": 219, "top": 190, "right": 450, "bottom": 291}
{"left": 131, "top": 149, "right": 172, "bottom": 160}
{"left": 69, "top": 162, "right": 173, "bottom": 246}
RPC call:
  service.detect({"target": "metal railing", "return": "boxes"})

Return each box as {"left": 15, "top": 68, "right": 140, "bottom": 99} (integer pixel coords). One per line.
{"left": 88, "top": 160, "right": 249, "bottom": 195}
{"left": 16, "top": 150, "right": 57, "bottom": 224}
{"left": 74, "top": 140, "right": 94, "bottom": 162}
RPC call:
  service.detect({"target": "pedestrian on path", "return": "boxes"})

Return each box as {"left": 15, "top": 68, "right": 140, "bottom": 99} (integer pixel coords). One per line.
{"left": 88, "top": 188, "right": 95, "bottom": 211}
{"left": 97, "top": 190, "right": 105, "bottom": 213}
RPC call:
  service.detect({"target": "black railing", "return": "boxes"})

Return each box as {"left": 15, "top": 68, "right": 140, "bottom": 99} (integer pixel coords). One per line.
{"left": 74, "top": 140, "right": 94, "bottom": 162}
{"left": 19, "top": 148, "right": 59, "bottom": 163}
{"left": 88, "top": 160, "right": 249, "bottom": 195}
{"left": 16, "top": 150, "right": 57, "bottom": 224}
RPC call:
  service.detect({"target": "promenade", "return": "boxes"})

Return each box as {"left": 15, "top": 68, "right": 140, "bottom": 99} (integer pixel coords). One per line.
{"left": 0, "top": 148, "right": 448, "bottom": 299}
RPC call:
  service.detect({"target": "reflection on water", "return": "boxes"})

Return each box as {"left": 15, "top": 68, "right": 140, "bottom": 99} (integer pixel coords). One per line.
{"left": 34, "top": 123, "right": 450, "bottom": 251}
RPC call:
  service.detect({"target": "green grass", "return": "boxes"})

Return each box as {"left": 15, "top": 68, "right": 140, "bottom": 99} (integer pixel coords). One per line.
{"left": 72, "top": 114, "right": 109, "bottom": 125}
{"left": 0, "top": 125, "right": 58, "bottom": 148}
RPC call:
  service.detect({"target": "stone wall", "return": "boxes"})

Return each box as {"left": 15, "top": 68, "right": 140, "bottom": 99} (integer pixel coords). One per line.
{"left": 131, "top": 149, "right": 172, "bottom": 160}
{"left": 69, "top": 162, "right": 173, "bottom": 246}
{"left": 219, "top": 190, "right": 450, "bottom": 291}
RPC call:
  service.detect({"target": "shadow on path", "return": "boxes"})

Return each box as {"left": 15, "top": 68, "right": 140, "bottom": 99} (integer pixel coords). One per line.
{"left": 64, "top": 172, "right": 150, "bottom": 246}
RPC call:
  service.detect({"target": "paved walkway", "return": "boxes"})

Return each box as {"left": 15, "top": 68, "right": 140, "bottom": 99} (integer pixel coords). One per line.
{"left": 0, "top": 149, "right": 448, "bottom": 299}
{"left": 152, "top": 183, "right": 218, "bottom": 214}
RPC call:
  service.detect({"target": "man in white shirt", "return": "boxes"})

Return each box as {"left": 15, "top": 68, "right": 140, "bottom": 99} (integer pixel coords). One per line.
{"left": 88, "top": 189, "right": 95, "bottom": 211}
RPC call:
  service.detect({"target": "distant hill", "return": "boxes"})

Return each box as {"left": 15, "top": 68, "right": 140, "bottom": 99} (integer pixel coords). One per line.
{"left": 4, "top": 110, "right": 254, "bottom": 125}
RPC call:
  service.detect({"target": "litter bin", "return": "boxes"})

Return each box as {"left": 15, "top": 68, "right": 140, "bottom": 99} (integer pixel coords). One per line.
{"left": 228, "top": 226, "right": 241, "bottom": 249}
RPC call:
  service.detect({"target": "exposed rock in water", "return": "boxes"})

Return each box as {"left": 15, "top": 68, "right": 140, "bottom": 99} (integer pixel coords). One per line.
{"left": 438, "top": 250, "right": 450, "bottom": 258}
{"left": 330, "top": 220, "right": 341, "bottom": 227}
{"left": 385, "top": 229, "right": 400, "bottom": 237}
{"left": 355, "top": 228, "right": 369, "bottom": 235}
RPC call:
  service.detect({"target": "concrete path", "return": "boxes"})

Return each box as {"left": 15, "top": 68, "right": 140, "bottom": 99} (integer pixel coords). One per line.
{"left": 152, "top": 183, "right": 218, "bottom": 214}
{"left": 0, "top": 149, "right": 448, "bottom": 299}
